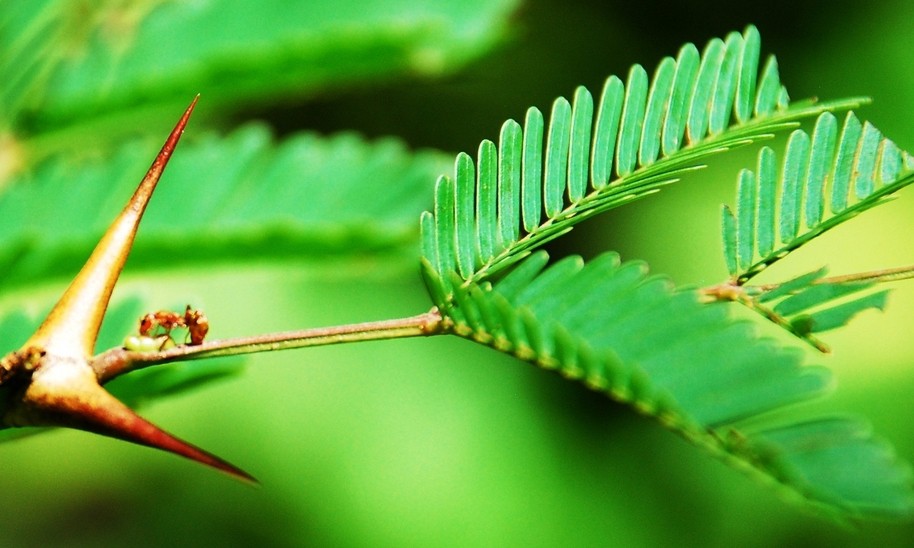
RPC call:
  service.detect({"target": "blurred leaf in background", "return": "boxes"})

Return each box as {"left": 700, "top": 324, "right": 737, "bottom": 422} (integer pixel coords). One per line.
{"left": 2, "top": 0, "right": 914, "bottom": 547}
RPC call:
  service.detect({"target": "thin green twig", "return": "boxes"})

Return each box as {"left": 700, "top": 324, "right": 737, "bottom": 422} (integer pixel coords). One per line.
{"left": 92, "top": 308, "right": 448, "bottom": 383}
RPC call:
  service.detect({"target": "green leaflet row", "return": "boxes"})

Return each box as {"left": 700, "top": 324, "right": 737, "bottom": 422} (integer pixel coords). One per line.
{"left": 722, "top": 111, "right": 914, "bottom": 283}
{"left": 0, "top": 0, "right": 518, "bottom": 131}
{"left": 421, "top": 25, "right": 864, "bottom": 290}
{"left": 0, "top": 126, "right": 449, "bottom": 290}
{"left": 421, "top": 251, "right": 914, "bottom": 518}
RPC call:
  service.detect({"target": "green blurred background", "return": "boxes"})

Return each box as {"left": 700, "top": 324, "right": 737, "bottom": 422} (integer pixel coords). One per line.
{"left": 2, "top": 0, "right": 914, "bottom": 546}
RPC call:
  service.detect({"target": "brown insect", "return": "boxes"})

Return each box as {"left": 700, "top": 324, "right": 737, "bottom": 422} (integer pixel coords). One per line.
{"left": 139, "top": 305, "right": 209, "bottom": 346}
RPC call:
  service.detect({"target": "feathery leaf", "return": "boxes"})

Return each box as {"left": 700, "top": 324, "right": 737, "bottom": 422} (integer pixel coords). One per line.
{"left": 1, "top": 0, "right": 519, "bottom": 133}
{"left": 723, "top": 112, "right": 914, "bottom": 283}
{"left": 0, "top": 127, "right": 449, "bottom": 292}
{"left": 421, "top": 252, "right": 914, "bottom": 518}
{"left": 423, "top": 26, "right": 864, "bottom": 291}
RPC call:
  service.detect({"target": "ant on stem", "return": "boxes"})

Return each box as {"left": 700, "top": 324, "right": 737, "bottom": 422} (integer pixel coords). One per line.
{"left": 126, "top": 305, "right": 209, "bottom": 351}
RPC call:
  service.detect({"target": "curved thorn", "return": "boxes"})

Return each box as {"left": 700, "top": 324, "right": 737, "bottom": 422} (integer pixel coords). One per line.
{"left": 7, "top": 355, "right": 256, "bottom": 483}
{"left": 26, "top": 96, "right": 199, "bottom": 358}
{"left": 1, "top": 98, "right": 255, "bottom": 482}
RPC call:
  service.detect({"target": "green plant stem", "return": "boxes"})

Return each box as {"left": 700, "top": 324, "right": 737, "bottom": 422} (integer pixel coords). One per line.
{"left": 699, "top": 280, "right": 830, "bottom": 352}
{"left": 702, "top": 264, "right": 914, "bottom": 303}
{"left": 91, "top": 308, "right": 448, "bottom": 383}
{"left": 699, "top": 265, "right": 914, "bottom": 353}
{"left": 754, "top": 264, "right": 914, "bottom": 291}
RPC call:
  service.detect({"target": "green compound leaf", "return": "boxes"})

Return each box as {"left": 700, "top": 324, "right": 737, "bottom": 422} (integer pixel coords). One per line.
{"left": 421, "top": 252, "right": 914, "bottom": 518}
{"left": 0, "top": 126, "right": 449, "bottom": 291}
{"left": 721, "top": 111, "right": 914, "bottom": 283}
{"left": 1, "top": 0, "right": 519, "bottom": 132}
{"left": 422, "top": 26, "right": 864, "bottom": 293}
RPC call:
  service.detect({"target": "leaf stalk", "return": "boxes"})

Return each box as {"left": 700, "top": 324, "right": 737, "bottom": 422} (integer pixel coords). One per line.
{"left": 92, "top": 309, "right": 448, "bottom": 383}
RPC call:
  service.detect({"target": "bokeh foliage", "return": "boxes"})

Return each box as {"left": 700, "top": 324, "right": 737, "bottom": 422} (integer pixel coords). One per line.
{"left": 2, "top": 1, "right": 914, "bottom": 546}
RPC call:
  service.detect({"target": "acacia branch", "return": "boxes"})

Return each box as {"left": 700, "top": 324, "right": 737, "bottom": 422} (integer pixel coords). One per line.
{"left": 91, "top": 308, "right": 448, "bottom": 384}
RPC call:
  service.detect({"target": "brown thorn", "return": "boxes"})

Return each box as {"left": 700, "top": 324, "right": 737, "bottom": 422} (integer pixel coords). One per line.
{"left": 7, "top": 355, "right": 256, "bottom": 483}
{"left": 0, "top": 98, "right": 253, "bottom": 482}
{"left": 25, "top": 96, "right": 199, "bottom": 359}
